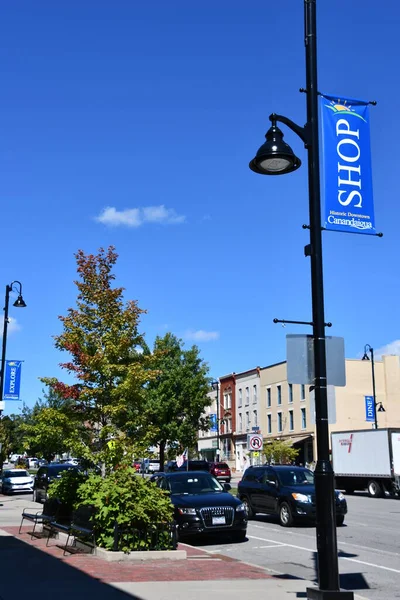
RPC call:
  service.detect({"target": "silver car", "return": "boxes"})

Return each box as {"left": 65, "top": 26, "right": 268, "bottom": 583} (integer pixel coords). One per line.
{"left": 1, "top": 469, "right": 34, "bottom": 494}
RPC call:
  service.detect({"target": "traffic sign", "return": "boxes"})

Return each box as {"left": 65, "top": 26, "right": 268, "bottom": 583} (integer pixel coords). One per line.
{"left": 248, "top": 433, "right": 263, "bottom": 451}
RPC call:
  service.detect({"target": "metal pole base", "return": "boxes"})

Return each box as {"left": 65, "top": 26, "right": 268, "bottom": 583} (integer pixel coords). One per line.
{"left": 307, "top": 588, "right": 354, "bottom": 599}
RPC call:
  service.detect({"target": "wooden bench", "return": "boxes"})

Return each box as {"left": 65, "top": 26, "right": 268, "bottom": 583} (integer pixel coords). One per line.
{"left": 20, "top": 498, "right": 62, "bottom": 539}
{"left": 46, "top": 504, "right": 96, "bottom": 555}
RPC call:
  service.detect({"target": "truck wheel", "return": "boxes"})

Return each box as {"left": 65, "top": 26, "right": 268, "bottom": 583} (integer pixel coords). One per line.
{"left": 368, "top": 480, "right": 383, "bottom": 498}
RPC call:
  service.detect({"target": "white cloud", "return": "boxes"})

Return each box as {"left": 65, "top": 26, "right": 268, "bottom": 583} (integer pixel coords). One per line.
{"left": 95, "top": 205, "right": 186, "bottom": 228}
{"left": 183, "top": 330, "right": 220, "bottom": 342}
{"left": 374, "top": 340, "right": 400, "bottom": 360}
{"left": 0, "top": 316, "right": 21, "bottom": 336}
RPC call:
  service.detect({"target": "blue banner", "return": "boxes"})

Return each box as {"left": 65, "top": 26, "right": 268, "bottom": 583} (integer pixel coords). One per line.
{"left": 365, "top": 395, "right": 375, "bottom": 422}
{"left": 209, "top": 414, "right": 218, "bottom": 432}
{"left": 320, "top": 94, "right": 375, "bottom": 235}
{"left": 3, "top": 360, "right": 22, "bottom": 400}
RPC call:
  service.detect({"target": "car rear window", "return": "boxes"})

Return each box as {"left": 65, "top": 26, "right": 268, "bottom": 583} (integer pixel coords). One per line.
{"left": 4, "top": 470, "right": 29, "bottom": 478}
{"left": 51, "top": 465, "right": 77, "bottom": 476}
{"left": 214, "top": 463, "right": 229, "bottom": 469}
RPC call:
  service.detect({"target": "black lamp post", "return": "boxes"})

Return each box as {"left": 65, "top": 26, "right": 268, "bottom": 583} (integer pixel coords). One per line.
{"left": 249, "top": 2, "right": 351, "bottom": 598}
{"left": 211, "top": 380, "right": 220, "bottom": 461}
{"left": 0, "top": 281, "right": 27, "bottom": 414}
{"left": 362, "top": 344, "right": 385, "bottom": 429}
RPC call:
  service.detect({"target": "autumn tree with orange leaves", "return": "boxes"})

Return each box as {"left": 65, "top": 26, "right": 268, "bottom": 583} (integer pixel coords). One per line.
{"left": 42, "top": 247, "right": 156, "bottom": 469}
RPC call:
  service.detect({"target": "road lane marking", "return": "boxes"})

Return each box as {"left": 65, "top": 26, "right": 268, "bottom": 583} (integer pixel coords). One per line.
{"left": 248, "top": 535, "right": 400, "bottom": 574}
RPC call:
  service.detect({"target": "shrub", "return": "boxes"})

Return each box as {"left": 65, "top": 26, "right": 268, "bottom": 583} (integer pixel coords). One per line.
{"left": 77, "top": 466, "right": 174, "bottom": 552}
{"left": 48, "top": 469, "right": 87, "bottom": 513}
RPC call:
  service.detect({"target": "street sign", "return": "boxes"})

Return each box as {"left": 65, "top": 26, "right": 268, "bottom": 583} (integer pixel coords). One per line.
{"left": 252, "top": 451, "right": 260, "bottom": 457}
{"left": 248, "top": 433, "right": 263, "bottom": 451}
{"left": 287, "top": 335, "right": 346, "bottom": 386}
{"left": 310, "top": 385, "right": 337, "bottom": 425}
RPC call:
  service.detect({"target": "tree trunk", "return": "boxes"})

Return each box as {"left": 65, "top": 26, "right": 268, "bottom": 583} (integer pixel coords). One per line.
{"left": 159, "top": 440, "right": 166, "bottom": 472}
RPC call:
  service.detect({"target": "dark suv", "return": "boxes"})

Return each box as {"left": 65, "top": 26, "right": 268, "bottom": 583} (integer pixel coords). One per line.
{"left": 238, "top": 465, "right": 347, "bottom": 527}
{"left": 33, "top": 463, "right": 79, "bottom": 503}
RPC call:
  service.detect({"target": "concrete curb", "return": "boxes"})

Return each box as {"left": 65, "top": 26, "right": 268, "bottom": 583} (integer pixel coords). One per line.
{"left": 95, "top": 547, "right": 187, "bottom": 562}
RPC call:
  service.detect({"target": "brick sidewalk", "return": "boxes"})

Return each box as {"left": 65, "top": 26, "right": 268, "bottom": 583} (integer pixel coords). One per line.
{"left": 3, "top": 526, "right": 271, "bottom": 583}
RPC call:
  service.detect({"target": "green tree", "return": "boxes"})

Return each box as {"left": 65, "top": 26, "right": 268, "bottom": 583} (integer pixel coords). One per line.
{"left": 144, "top": 333, "right": 211, "bottom": 469}
{"left": 20, "top": 406, "right": 84, "bottom": 462}
{"left": 264, "top": 439, "right": 300, "bottom": 465}
{"left": 41, "top": 246, "right": 155, "bottom": 470}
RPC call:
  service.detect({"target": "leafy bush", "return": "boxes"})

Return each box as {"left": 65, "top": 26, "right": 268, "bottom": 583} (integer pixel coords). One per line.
{"left": 77, "top": 465, "right": 174, "bottom": 552}
{"left": 48, "top": 469, "right": 87, "bottom": 513}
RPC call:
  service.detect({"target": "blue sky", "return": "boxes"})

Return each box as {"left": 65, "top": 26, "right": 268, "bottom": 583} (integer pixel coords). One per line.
{"left": 1, "top": 1, "right": 399, "bottom": 413}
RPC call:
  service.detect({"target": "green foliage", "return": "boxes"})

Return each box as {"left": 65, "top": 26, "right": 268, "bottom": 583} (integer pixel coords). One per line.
{"left": 264, "top": 439, "right": 300, "bottom": 465}
{"left": 48, "top": 469, "right": 87, "bottom": 512}
{"left": 144, "top": 333, "right": 211, "bottom": 467}
{"left": 20, "top": 406, "right": 86, "bottom": 462}
{"left": 77, "top": 466, "right": 174, "bottom": 552}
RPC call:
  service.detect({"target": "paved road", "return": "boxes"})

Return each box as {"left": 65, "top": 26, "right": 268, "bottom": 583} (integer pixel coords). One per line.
{"left": 190, "top": 493, "right": 400, "bottom": 600}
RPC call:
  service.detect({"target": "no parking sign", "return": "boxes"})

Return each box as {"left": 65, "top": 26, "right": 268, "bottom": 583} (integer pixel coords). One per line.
{"left": 247, "top": 433, "right": 263, "bottom": 451}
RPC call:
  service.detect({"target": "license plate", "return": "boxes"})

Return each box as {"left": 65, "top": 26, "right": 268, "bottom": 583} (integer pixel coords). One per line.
{"left": 212, "top": 516, "right": 226, "bottom": 525}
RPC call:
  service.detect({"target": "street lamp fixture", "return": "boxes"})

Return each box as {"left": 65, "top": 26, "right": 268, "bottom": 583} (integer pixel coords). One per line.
{"left": 362, "top": 344, "right": 384, "bottom": 429}
{"left": 211, "top": 380, "right": 220, "bottom": 460}
{"left": 249, "top": 118, "right": 302, "bottom": 175}
{"left": 0, "top": 281, "right": 27, "bottom": 412}
{"left": 249, "top": 1, "right": 352, "bottom": 598}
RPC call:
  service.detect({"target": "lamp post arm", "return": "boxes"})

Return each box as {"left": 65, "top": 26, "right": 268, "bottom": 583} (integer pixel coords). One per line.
{"left": 269, "top": 113, "right": 309, "bottom": 145}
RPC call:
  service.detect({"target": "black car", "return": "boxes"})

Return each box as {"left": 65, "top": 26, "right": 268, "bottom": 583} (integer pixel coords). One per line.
{"left": 151, "top": 471, "right": 247, "bottom": 541}
{"left": 238, "top": 465, "right": 347, "bottom": 527}
{"left": 33, "top": 463, "right": 80, "bottom": 503}
{"left": 177, "top": 460, "right": 209, "bottom": 472}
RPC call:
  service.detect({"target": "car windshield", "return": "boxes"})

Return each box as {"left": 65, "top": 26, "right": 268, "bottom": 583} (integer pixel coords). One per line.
{"left": 169, "top": 474, "right": 224, "bottom": 495}
{"left": 4, "top": 470, "right": 29, "bottom": 478}
{"left": 276, "top": 468, "right": 314, "bottom": 486}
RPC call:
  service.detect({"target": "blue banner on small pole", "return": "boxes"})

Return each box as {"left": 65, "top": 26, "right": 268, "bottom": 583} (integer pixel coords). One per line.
{"left": 3, "top": 360, "right": 23, "bottom": 400}
{"left": 209, "top": 414, "right": 218, "bottom": 432}
{"left": 320, "top": 94, "right": 376, "bottom": 235}
{"left": 365, "top": 395, "right": 376, "bottom": 422}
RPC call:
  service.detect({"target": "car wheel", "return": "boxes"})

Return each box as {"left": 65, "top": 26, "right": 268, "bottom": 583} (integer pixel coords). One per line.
{"left": 241, "top": 497, "right": 254, "bottom": 519}
{"left": 279, "top": 502, "right": 294, "bottom": 527}
{"left": 336, "top": 515, "right": 345, "bottom": 526}
{"left": 367, "top": 480, "right": 383, "bottom": 498}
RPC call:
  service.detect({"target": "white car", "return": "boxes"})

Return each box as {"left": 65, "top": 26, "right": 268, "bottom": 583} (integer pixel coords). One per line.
{"left": 141, "top": 459, "right": 160, "bottom": 474}
{"left": 1, "top": 469, "right": 34, "bottom": 494}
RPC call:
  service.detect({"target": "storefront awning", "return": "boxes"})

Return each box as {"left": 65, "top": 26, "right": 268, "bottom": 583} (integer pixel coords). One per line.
{"left": 288, "top": 435, "right": 313, "bottom": 446}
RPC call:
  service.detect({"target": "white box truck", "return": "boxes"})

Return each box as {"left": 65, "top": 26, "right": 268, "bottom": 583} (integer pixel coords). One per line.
{"left": 331, "top": 428, "right": 400, "bottom": 497}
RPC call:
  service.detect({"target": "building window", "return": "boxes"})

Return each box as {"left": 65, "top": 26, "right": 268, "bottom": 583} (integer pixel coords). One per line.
{"left": 245, "top": 387, "right": 249, "bottom": 405}
{"left": 238, "top": 413, "right": 242, "bottom": 432}
{"left": 277, "top": 385, "right": 282, "bottom": 405}
{"left": 224, "top": 392, "right": 232, "bottom": 409}
{"left": 289, "top": 383, "right": 293, "bottom": 404}
{"left": 238, "top": 388, "right": 242, "bottom": 407}
{"left": 223, "top": 438, "right": 230, "bottom": 458}
{"left": 246, "top": 411, "right": 250, "bottom": 430}
{"left": 253, "top": 385, "right": 257, "bottom": 404}
{"left": 227, "top": 418, "right": 232, "bottom": 433}
{"left": 267, "top": 388, "right": 271, "bottom": 407}
{"left": 277, "top": 411, "right": 283, "bottom": 433}
{"left": 253, "top": 410, "right": 258, "bottom": 427}
{"left": 301, "top": 407, "right": 307, "bottom": 429}
{"left": 289, "top": 409, "right": 294, "bottom": 431}
{"left": 301, "top": 385, "right": 306, "bottom": 401}
{"left": 267, "top": 414, "right": 272, "bottom": 434}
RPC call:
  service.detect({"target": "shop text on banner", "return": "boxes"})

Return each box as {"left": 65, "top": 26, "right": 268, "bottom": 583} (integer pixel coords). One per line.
{"left": 3, "top": 360, "right": 23, "bottom": 400}
{"left": 319, "top": 94, "right": 376, "bottom": 235}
